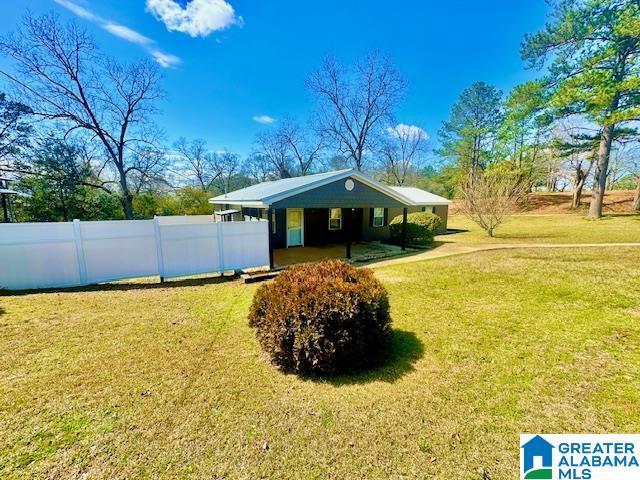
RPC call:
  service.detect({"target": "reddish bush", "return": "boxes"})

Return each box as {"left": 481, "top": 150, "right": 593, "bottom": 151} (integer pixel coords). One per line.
{"left": 248, "top": 260, "right": 392, "bottom": 375}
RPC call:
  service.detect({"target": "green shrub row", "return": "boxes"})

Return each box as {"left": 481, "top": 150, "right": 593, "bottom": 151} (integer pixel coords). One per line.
{"left": 389, "top": 211, "right": 442, "bottom": 244}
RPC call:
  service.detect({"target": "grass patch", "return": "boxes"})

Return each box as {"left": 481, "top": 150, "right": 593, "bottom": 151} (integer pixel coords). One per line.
{"left": 445, "top": 213, "right": 640, "bottom": 244}
{"left": 1, "top": 245, "right": 640, "bottom": 478}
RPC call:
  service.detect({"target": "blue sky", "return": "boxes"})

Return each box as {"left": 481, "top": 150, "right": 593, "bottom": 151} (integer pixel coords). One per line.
{"left": 0, "top": 0, "right": 550, "bottom": 158}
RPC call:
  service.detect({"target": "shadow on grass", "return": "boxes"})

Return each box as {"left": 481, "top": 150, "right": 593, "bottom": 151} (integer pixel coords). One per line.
{"left": 361, "top": 241, "right": 450, "bottom": 267}
{"left": 0, "top": 275, "right": 236, "bottom": 296}
{"left": 305, "top": 329, "right": 425, "bottom": 386}
{"left": 439, "top": 228, "right": 470, "bottom": 235}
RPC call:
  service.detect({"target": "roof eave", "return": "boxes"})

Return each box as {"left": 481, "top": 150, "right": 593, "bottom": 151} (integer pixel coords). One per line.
{"left": 209, "top": 199, "right": 268, "bottom": 208}
{"left": 414, "top": 201, "right": 452, "bottom": 206}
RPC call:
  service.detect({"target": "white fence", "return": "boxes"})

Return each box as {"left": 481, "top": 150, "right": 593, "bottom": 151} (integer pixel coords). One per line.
{"left": 0, "top": 215, "right": 270, "bottom": 290}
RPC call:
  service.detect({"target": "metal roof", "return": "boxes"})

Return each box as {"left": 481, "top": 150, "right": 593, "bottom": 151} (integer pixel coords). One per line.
{"left": 388, "top": 186, "right": 452, "bottom": 205}
{"left": 210, "top": 169, "right": 352, "bottom": 206}
{"left": 209, "top": 168, "right": 450, "bottom": 207}
{"left": 214, "top": 209, "right": 240, "bottom": 216}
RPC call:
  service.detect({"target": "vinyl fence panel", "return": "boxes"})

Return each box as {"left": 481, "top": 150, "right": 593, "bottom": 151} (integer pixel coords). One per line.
{"left": 0, "top": 216, "right": 269, "bottom": 291}
{"left": 158, "top": 222, "right": 222, "bottom": 278}
{"left": 80, "top": 220, "right": 159, "bottom": 284}
{"left": 0, "top": 222, "right": 81, "bottom": 290}
{"left": 220, "top": 221, "right": 270, "bottom": 271}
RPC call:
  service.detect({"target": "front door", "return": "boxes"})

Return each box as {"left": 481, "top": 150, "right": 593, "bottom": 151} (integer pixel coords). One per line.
{"left": 286, "top": 208, "right": 304, "bottom": 247}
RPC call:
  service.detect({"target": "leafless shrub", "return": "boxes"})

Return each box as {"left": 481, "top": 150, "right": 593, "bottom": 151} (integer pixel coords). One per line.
{"left": 458, "top": 173, "right": 528, "bottom": 237}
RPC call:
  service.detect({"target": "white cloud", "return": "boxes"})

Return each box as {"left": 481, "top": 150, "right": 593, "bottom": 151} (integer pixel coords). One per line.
{"left": 103, "top": 23, "right": 153, "bottom": 46}
{"left": 387, "top": 124, "right": 429, "bottom": 141}
{"left": 253, "top": 115, "right": 276, "bottom": 125}
{"left": 54, "top": 0, "right": 181, "bottom": 68}
{"left": 53, "top": 0, "right": 98, "bottom": 21}
{"left": 146, "top": 0, "right": 241, "bottom": 38}
{"left": 151, "top": 50, "right": 181, "bottom": 68}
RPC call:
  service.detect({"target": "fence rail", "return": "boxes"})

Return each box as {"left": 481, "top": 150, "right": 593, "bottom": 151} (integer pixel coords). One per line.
{"left": 0, "top": 216, "right": 269, "bottom": 290}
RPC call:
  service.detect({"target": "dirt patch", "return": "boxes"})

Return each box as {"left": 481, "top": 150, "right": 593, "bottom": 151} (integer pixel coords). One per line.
{"left": 451, "top": 190, "right": 637, "bottom": 215}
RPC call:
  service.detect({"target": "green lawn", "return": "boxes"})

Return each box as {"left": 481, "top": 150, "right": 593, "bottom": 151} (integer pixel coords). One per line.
{"left": 445, "top": 213, "right": 640, "bottom": 244}
{"left": 2, "top": 244, "right": 640, "bottom": 478}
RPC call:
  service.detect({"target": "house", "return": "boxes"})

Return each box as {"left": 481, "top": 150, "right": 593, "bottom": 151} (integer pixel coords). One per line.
{"left": 209, "top": 168, "right": 451, "bottom": 267}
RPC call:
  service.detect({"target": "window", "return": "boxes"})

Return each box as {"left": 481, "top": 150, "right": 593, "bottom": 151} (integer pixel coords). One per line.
{"left": 373, "top": 207, "right": 385, "bottom": 227}
{"left": 421, "top": 206, "right": 435, "bottom": 213}
{"left": 329, "top": 208, "right": 342, "bottom": 230}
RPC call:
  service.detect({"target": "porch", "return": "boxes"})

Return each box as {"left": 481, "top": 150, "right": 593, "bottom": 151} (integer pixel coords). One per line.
{"left": 273, "top": 241, "right": 411, "bottom": 268}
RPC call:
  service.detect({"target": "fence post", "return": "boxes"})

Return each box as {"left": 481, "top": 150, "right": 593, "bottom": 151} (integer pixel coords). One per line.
{"left": 401, "top": 207, "right": 408, "bottom": 251}
{"left": 153, "top": 216, "right": 165, "bottom": 283}
{"left": 72, "top": 219, "right": 88, "bottom": 285}
{"left": 267, "top": 208, "right": 274, "bottom": 269}
{"left": 216, "top": 221, "right": 225, "bottom": 274}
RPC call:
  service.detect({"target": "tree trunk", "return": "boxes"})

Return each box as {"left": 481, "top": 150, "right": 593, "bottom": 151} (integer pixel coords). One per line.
{"left": 633, "top": 177, "right": 640, "bottom": 212}
{"left": 571, "top": 171, "right": 585, "bottom": 209}
{"left": 588, "top": 124, "right": 615, "bottom": 219}
{"left": 119, "top": 176, "right": 134, "bottom": 220}
{"left": 571, "top": 183, "right": 583, "bottom": 209}
{"left": 121, "top": 192, "right": 134, "bottom": 220}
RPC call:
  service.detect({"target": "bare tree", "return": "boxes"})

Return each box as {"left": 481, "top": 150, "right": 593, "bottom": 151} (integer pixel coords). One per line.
{"left": 173, "top": 137, "right": 222, "bottom": 191}
{"left": 127, "top": 147, "right": 169, "bottom": 195}
{"left": 243, "top": 153, "right": 274, "bottom": 183}
{"left": 279, "top": 120, "right": 324, "bottom": 176}
{"left": 551, "top": 120, "right": 597, "bottom": 208}
{"left": 379, "top": 124, "right": 428, "bottom": 185}
{"left": 0, "top": 13, "right": 163, "bottom": 219}
{"left": 624, "top": 143, "right": 640, "bottom": 212}
{"left": 255, "top": 129, "right": 293, "bottom": 179}
{"left": 606, "top": 147, "right": 628, "bottom": 190}
{"left": 211, "top": 150, "right": 240, "bottom": 194}
{"left": 458, "top": 173, "right": 528, "bottom": 237}
{"left": 308, "top": 52, "right": 406, "bottom": 171}
{"left": 0, "top": 92, "right": 32, "bottom": 163}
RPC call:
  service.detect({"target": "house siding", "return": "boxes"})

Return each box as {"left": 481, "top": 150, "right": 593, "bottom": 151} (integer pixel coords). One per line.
{"left": 271, "top": 177, "right": 405, "bottom": 209}
{"left": 361, "top": 205, "right": 448, "bottom": 240}
{"left": 272, "top": 208, "right": 286, "bottom": 249}
{"left": 434, "top": 205, "right": 448, "bottom": 232}
{"left": 361, "top": 206, "right": 419, "bottom": 241}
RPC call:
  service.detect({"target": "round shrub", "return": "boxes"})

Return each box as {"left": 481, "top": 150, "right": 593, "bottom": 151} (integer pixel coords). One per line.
{"left": 248, "top": 259, "right": 392, "bottom": 375}
{"left": 389, "top": 211, "right": 442, "bottom": 244}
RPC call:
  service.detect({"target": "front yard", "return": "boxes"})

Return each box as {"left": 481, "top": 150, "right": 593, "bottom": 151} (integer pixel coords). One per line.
{"left": 2, "top": 239, "right": 639, "bottom": 478}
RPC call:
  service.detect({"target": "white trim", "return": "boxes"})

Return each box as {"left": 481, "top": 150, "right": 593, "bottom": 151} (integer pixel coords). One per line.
{"left": 389, "top": 186, "right": 452, "bottom": 205}
{"left": 328, "top": 208, "right": 342, "bottom": 230}
{"left": 372, "top": 207, "right": 385, "bottom": 227}
{"left": 286, "top": 208, "right": 304, "bottom": 247}
{"left": 208, "top": 199, "right": 268, "bottom": 208}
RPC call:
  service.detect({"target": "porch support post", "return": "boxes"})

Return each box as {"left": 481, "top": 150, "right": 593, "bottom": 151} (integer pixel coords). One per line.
{"left": 401, "top": 207, "right": 408, "bottom": 251}
{"left": 267, "top": 208, "right": 275, "bottom": 269}
{"left": 345, "top": 208, "right": 352, "bottom": 260}
{"left": 1, "top": 195, "right": 8, "bottom": 223}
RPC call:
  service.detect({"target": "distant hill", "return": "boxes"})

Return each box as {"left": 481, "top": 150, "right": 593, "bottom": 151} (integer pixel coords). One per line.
{"left": 451, "top": 190, "right": 638, "bottom": 215}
